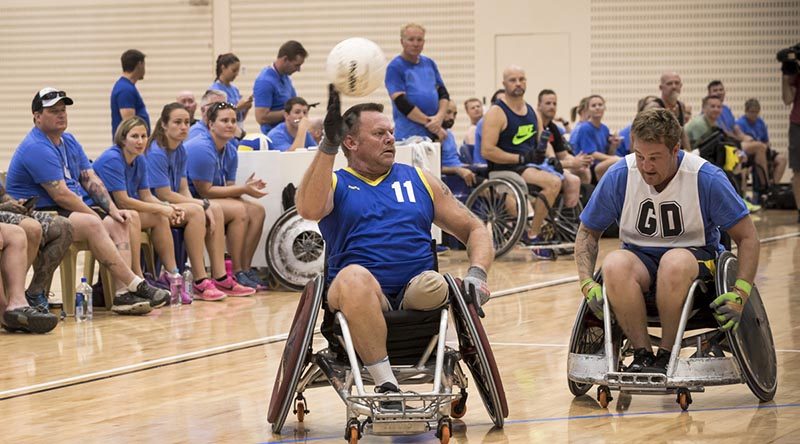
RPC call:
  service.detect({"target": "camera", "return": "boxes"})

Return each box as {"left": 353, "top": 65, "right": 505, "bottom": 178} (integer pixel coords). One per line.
{"left": 776, "top": 42, "right": 800, "bottom": 75}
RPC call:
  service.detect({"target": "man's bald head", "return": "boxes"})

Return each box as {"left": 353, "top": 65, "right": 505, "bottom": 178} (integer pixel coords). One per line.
{"left": 502, "top": 65, "right": 527, "bottom": 98}
{"left": 502, "top": 65, "right": 525, "bottom": 81}
{"left": 659, "top": 71, "right": 682, "bottom": 102}
{"left": 176, "top": 90, "right": 197, "bottom": 117}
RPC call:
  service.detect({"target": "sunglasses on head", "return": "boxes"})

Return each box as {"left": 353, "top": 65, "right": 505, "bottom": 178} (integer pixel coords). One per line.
{"left": 209, "top": 101, "right": 236, "bottom": 112}
{"left": 40, "top": 90, "right": 67, "bottom": 101}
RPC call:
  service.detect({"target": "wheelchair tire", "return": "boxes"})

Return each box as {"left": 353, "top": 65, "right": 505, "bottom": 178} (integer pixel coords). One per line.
{"left": 446, "top": 274, "right": 509, "bottom": 428}
{"left": 464, "top": 178, "right": 526, "bottom": 259}
{"left": 716, "top": 252, "right": 778, "bottom": 402}
{"left": 567, "top": 299, "right": 604, "bottom": 396}
{"left": 265, "top": 207, "right": 325, "bottom": 291}
{"left": 267, "top": 275, "right": 325, "bottom": 433}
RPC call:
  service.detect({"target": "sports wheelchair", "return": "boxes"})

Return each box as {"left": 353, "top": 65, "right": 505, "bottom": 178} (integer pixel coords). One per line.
{"left": 264, "top": 207, "right": 326, "bottom": 291}
{"left": 566, "top": 251, "right": 777, "bottom": 410}
{"left": 464, "top": 170, "right": 581, "bottom": 259}
{"left": 267, "top": 273, "right": 508, "bottom": 442}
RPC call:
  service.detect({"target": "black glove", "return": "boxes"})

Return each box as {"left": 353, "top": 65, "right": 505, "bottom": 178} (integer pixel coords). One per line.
{"left": 522, "top": 148, "right": 546, "bottom": 166}
{"left": 782, "top": 61, "right": 799, "bottom": 76}
{"left": 319, "top": 84, "right": 343, "bottom": 155}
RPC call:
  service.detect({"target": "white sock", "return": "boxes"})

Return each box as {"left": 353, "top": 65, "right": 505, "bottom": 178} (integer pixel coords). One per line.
{"left": 365, "top": 356, "right": 398, "bottom": 389}
{"left": 126, "top": 276, "right": 144, "bottom": 292}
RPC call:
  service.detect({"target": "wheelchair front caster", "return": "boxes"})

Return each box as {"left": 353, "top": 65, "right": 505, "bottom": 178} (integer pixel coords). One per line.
{"left": 436, "top": 417, "right": 452, "bottom": 444}
{"left": 451, "top": 392, "right": 467, "bottom": 418}
{"left": 293, "top": 395, "right": 309, "bottom": 422}
{"left": 676, "top": 389, "right": 692, "bottom": 411}
{"left": 344, "top": 418, "right": 361, "bottom": 443}
{"left": 597, "top": 385, "right": 612, "bottom": 408}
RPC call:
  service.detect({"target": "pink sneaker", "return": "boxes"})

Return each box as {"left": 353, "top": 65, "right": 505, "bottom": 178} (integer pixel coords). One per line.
{"left": 192, "top": 279, "right": 227, "bottom": 301}
{"left": 214, "top": 275, "right": 256, "bottom": 297}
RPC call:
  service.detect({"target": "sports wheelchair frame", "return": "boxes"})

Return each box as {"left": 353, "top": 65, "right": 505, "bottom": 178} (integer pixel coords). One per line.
{"left": 267, "top": 274, "right": 508, "bottom": 442}
{"left": 566, "top": 251, "right": 777, "bottom": 410}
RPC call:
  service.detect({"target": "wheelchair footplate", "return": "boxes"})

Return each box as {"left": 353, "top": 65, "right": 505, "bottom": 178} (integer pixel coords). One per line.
{"left": 347, "top": 392, "right": 460, "bottom": 436}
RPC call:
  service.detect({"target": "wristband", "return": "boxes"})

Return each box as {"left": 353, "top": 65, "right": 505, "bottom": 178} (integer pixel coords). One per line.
{"left": 318, "top": 137, "right": 339, "bottom": 155}
{"left": 466, "top": 265, "right": 487, "bottom": 282}
{"left": 580, "top": 278, "right": 595, "bottom": 290}
{"left": 734, "top": 279, "right": 752, "bottom": 296}
{"left": 202, "top": 198, "right": 210, "bottom": 210}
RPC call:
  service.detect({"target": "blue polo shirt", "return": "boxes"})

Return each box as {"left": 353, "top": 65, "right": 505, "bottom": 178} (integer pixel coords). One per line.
{"left": 716, "top": 105, "right": 736, "bottom": 134}
{"left": 617, "top": 124, "right": 632, "bottom": 157}
{"left": 185, "top": 131, "right": 239, "bottom": 197}
{"left": 6, "top": 127, "right": 93, "bottom": 208}
{"left": 570, "top": 122, "right": 611, "bottom": 155}
{"left": 253, "top": 65, "right": 296, "bottom": 134}
{"left": 210, "top": 80, "right": 245, "bottom": 124}
{"left": 145, "top": 140, "right": 187, "bottom": 192}
{"left": 441, "top": 130, "right": 461, "bottom": 167}
{"left": 473, "top": 118, "right": 487, "bottom": 165}
{"left": 735, "top": 116, "right": 769, "bottom": 143}
{"left": 385, "top": 55, "right": 446, "bottom": 140}
{"left": 110, "top": 76, "right": 150, "bottom": 137}
{"left": 266, "top": 122, "right": 316, "bottom": 151}
{"left": 93, "top": 146, "right": 150, "bottom": 200}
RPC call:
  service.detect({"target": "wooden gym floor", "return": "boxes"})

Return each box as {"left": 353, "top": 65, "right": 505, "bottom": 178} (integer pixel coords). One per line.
{"left": 0, "top": 209, "right": 798, "bottom": 443}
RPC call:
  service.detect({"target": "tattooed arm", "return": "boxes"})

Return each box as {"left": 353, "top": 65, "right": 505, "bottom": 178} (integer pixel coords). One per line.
{"left": 575, "top": 223, "right": 602, "bottom": 282}
{"left": 41, "top": 179, "right": 97, "bottom": 215}
{"left": 79, "top": 169, "right": 119, "bottom": 215}
{"left": 424, "top": 170, "right": 493, "bottom": 273}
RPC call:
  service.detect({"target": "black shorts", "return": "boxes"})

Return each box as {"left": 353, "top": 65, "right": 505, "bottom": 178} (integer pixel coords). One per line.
{"left": 623, "top": 245, "right": 717, "bottom": 299}
{"left": 37, "top": 205, "right": 107, "bottom": 219}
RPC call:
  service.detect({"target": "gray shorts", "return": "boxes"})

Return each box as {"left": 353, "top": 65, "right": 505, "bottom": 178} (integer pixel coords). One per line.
{"left": 0, "top": 211, "right": 55, "bottom": 247}
{"left": 790, "top": 122, "right": 800, "bottom": 172}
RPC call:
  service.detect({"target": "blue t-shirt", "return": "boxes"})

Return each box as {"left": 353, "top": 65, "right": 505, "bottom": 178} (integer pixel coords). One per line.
{"left": 441, "top": 130, "right": 461, "bottom": 168}
{"left": 93, "top": 145, "right": 149, "bottom": 200}
{"left": 145, "top": 140, "right": 187, "bottom": 192}
{"left": 570, "top": 122, "right": 611, "bottom": 156}
{"left": 6, "top": 127, "right": 93, "bottom": 207}
{"left": 318, "top": 164, "right": 435, "bottom": 300}
{"left": 266, "top": 122, "right": 316, "bottom": 151}
{"left": 384, "top": 55, "right": 446, "bottom": 140}
{"left": 617, "top": 124, "right": 632, "bottom": 157}
{"left": 185, "top": 131, "right": 239, "bottom": 197}
{"left": 253, "top": 65, "right": 296, "bottom": 134}
{"left": 472, "top": 118, "right": 487, "bottom": 165}
{"left": 580, "top": 152, "right": 748, "bottom": 254}
{"left": 110, "top": 76, "right": 150, "bottom": 138}
{"left": 716, "top": 105, "right": 736, "bottom": 134}
{"left": 210, "top": 80, "right": 245, "bottom": 124}
{"left": 735, "top": 116, "right": 768, "bottom": 143}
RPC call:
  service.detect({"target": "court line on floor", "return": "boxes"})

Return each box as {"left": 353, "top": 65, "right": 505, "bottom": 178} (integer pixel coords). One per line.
{"left": 490, "top": 341, "right": 800, "bottom": 353}
{"left": 4, "top": 230, "right": 798, "bottom": 401}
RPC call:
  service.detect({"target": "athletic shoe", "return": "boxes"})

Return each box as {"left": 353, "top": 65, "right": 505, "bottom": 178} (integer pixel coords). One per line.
{"left": 213, "top": 275, "right": 255, "bottom": 297}
{"left": 2, "top": 306, "right": 59, "bottom": 333}
{"left": 436, "top": 245, "right": 450, "bottom": 254}
{"left": 245, "top": 269, "right": 270, "bottom": 290}
{"left": 111, "top": 293, "right": 153, "bottom": 315}
{"left": 531, "top": 247, "right": 556, "bottom": 261}
{"left": 192, "top": 279, "right": 227, "bottom": 301}
{"left": 744, "top": 199, "right": 762, "bottom": 213}
{"left": 625, "top": 348, "right": 655, "bottom": 373}
{"left": 235, "top": 270, "right": 268, "bottom": 291}
{"left": 642, "top": 348, "right": 670, "bottom": 374}
{"left": 374, "top": 382, "right": 402, "bottom": 411}
{"left": 133, "top": 281, "right": 169, "bottom": 308}
{"left": 145, "top": 272, "right": 170, "bottom": 291}
{"left": 520, "top": 233, "right": 551, "bottom": 247}
{"left": 25, "top": 290, "right": 50, "bottom": 313}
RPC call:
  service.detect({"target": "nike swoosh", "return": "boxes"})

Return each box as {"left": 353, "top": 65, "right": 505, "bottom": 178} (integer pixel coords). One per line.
{"left": 512, "top": 131, "right": 535, "bottom": 145}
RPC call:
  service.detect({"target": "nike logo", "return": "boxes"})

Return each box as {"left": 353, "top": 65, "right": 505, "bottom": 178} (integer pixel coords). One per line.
{"left": 348, "top": 185, "right": 360, "bottom": 190}
{"left": 512, "top": 125, "right": 536, "bottom": 145}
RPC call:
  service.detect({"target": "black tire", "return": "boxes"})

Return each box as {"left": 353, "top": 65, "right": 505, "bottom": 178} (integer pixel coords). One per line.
{"left": 265, "top": 207, "right": 325, "bottom": 291}
{"left": 464, "top": 178, "right": 526, "bottom": 259}
{"left": 567, "top": 300, "right": 604, "bottom": 396}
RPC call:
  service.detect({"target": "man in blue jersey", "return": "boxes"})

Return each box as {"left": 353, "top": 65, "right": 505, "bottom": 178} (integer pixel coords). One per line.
{"left": 296, "top": 86, "right": 493, "bottom": 397}
{"left": 110, "top": 49, "right": 149, "bottom": 137}
{"left": 253, "top": 40, "right": 307, "bottom": 135}
{"left": 575, "top": 109, "right": 760, "bottom": 374}
{"left": 737, "top": 98, "right": 787, "bottom": 186}
{"left": 385, "top": 23, "right": 449, "bottom": 142}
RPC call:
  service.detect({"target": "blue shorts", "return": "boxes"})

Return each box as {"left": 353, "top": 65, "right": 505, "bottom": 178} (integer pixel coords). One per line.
{"left": 623, "top": 245, "right": 717, "bottom": 298}
{"left": 525, "top": 161, "right": 564, "bottom": 180}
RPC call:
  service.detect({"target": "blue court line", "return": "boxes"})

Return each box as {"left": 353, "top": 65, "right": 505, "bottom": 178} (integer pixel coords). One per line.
{"left": 260, "top": 402, "right": 800, "bottom": 443}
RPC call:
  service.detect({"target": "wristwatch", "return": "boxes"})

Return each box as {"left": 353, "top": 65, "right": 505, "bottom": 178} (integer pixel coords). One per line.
{"left": 201, "top": 198, "right": 211, "bottom": 210}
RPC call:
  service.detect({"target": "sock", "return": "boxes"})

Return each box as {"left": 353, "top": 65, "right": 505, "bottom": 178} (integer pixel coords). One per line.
{"left": 195, "top": 278, "right": 208, "bottom": 285}
{"left": 365, "top": 356, "right": 398, "bottom": 389}
{"left": 126, "top": 276, "right": 144, "bottom": 292}
{"left": 215, "top": 275, "right": 229, "bottom": 282}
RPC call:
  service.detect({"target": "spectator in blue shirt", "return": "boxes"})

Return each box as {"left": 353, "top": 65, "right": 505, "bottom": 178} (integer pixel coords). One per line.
{"left": 569, "top": 95, "right": 621, "bottom": 183}
{"left": 254, "top": 40, "right": 307, "bottom": 134}
{"left": 267, "top": 97, "right": 317, "bottom": 151}
{"left": 617, "top": 95, "right": 666, "bottom": 157}
{"left": 385, "top": 23, "right": 450, "bottom": 141}
{"left": 110, "top": 49, "right": 150, "bottom": 138}
{"left": 8, "top": 87, "right": 168, "bottom": 315}
{"left": 210, "top": 53, "right": 252, "bottom": 128}
{"left": 185, "top": 102, "right": 269, "bottom": 291}
{"left": 440, "top": 102, "right": 476, "bottom": 186}
{"left": 737, "top": 98, "right": 787, "bottom": 185}
{"left": 176, "top": 90, "right": 198, "bottom": 126}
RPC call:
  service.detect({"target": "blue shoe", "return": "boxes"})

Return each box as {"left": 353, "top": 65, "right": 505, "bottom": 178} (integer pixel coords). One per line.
{"left": 25, "top": 291, "right": 50, "bottom": 313}
{"left": 531, "top": 247, "right": 556, "bottom": 261}
{"left": 245, "top": 269, "right": 269, "bottom": 290}
{"left": 436, "top": 245, "right": 450, "bottom": 254}
{"left": 235, "top": 271, "right": 267, "bottom": 291}
{"left": 520, "top": 233, "right": 551, "bottom": 247}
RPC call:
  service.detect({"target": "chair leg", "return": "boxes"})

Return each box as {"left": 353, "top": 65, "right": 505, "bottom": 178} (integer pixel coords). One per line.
{"left": 60, "top": 247, "right": 79, "bottom": 316}
{"left": 100, "top": 266, "right": 115, "bottom": 309}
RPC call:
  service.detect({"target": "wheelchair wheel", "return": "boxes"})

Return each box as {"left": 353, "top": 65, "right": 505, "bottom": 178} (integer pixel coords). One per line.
{"left": 445, "top": 274, "right": 509, "bottom": 428}
{"left": 716, "top": 252, "right": 777, "bottom": 402}
{"left": 465, "top": 178, "right": 526, "bottom": 258}
{"left": 567, "top": 299, "right": 604, "bottom": 396}
{"left": 265, "top": 207, "right": 325, "bottom": 291}
{"left": 267, "top": 275, "right": 325, "bottom": 433}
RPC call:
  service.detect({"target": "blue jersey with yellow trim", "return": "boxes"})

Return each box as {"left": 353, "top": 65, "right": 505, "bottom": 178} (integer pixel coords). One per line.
{"left": 319, "top": 163, "right": 436, "bottom": 298}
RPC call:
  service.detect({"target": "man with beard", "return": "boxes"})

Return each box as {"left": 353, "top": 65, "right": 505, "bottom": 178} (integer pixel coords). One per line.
{"left": 441, "top": 101, "right": 477, "bottom": 186}
{"left": 537, "top": 89, "right": 592, "bottom": 185}
{"left": 659, "top": 71, "right": 692, "bottom": 150}
{"left": 575, "top": 109, "right": 758, "bottom": 374}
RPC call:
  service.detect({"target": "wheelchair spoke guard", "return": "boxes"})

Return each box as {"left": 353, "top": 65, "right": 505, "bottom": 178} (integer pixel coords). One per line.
{"left": 465, "top": 178, "right": 526, "bottom": 259}
{"left": 266, "top": 207, "right": 325, "bottom": 291}
{"left": 267, "top": 275, "right": 324, "bottom": 433}
{"left": 445, "top": 274, "right": 509, "bottom": 428}
{"left": 716, "top": 251, "right": 777, "bottom": 402}
{"left": 567, "top": 299, "right": 604, "bottom": 396}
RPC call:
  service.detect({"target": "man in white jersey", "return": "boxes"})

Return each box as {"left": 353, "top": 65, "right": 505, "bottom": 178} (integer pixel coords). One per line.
{"left": 574, "top": 109, "right": 760, "bottom": 374}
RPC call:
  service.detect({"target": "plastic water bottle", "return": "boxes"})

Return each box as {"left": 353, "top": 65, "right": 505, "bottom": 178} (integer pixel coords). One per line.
{"left": 531, "top": 128, "right": 551, "bottom": 165}
{"left": 76, "top": 277, "right": 92, "bottom": 321}
{"left": 182, "top": 269, "right": 194, "bottom": 305}
{"left": 169, "top": 272, "right": 182, "bottom": 306}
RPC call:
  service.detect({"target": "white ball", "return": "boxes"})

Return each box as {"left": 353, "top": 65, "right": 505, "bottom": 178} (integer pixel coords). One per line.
{"left": 326, "top": 38, "right": 387, "bottom": 97}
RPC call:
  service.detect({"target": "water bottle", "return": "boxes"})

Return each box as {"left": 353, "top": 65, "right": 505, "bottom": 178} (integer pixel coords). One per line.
{"left": 531, "top": 128, "right": 551, "bottom": 165}
{"left": 75, "top": 277, "right": 92, "bottom": 321}
{"left": 169, "top": 272, "right": 182, "bottom": 306}
{"left": 182, "top": 269, "right": 194, "bottom": 305}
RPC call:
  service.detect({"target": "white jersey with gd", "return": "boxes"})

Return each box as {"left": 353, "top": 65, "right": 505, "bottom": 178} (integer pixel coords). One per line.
{"left": 619, "top": 153, "right": 707, "bottom": 248}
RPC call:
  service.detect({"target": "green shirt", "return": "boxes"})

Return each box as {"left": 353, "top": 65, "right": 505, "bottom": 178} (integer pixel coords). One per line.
{"left": 685, "top": 115, "right": 717, "bottom": 149}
